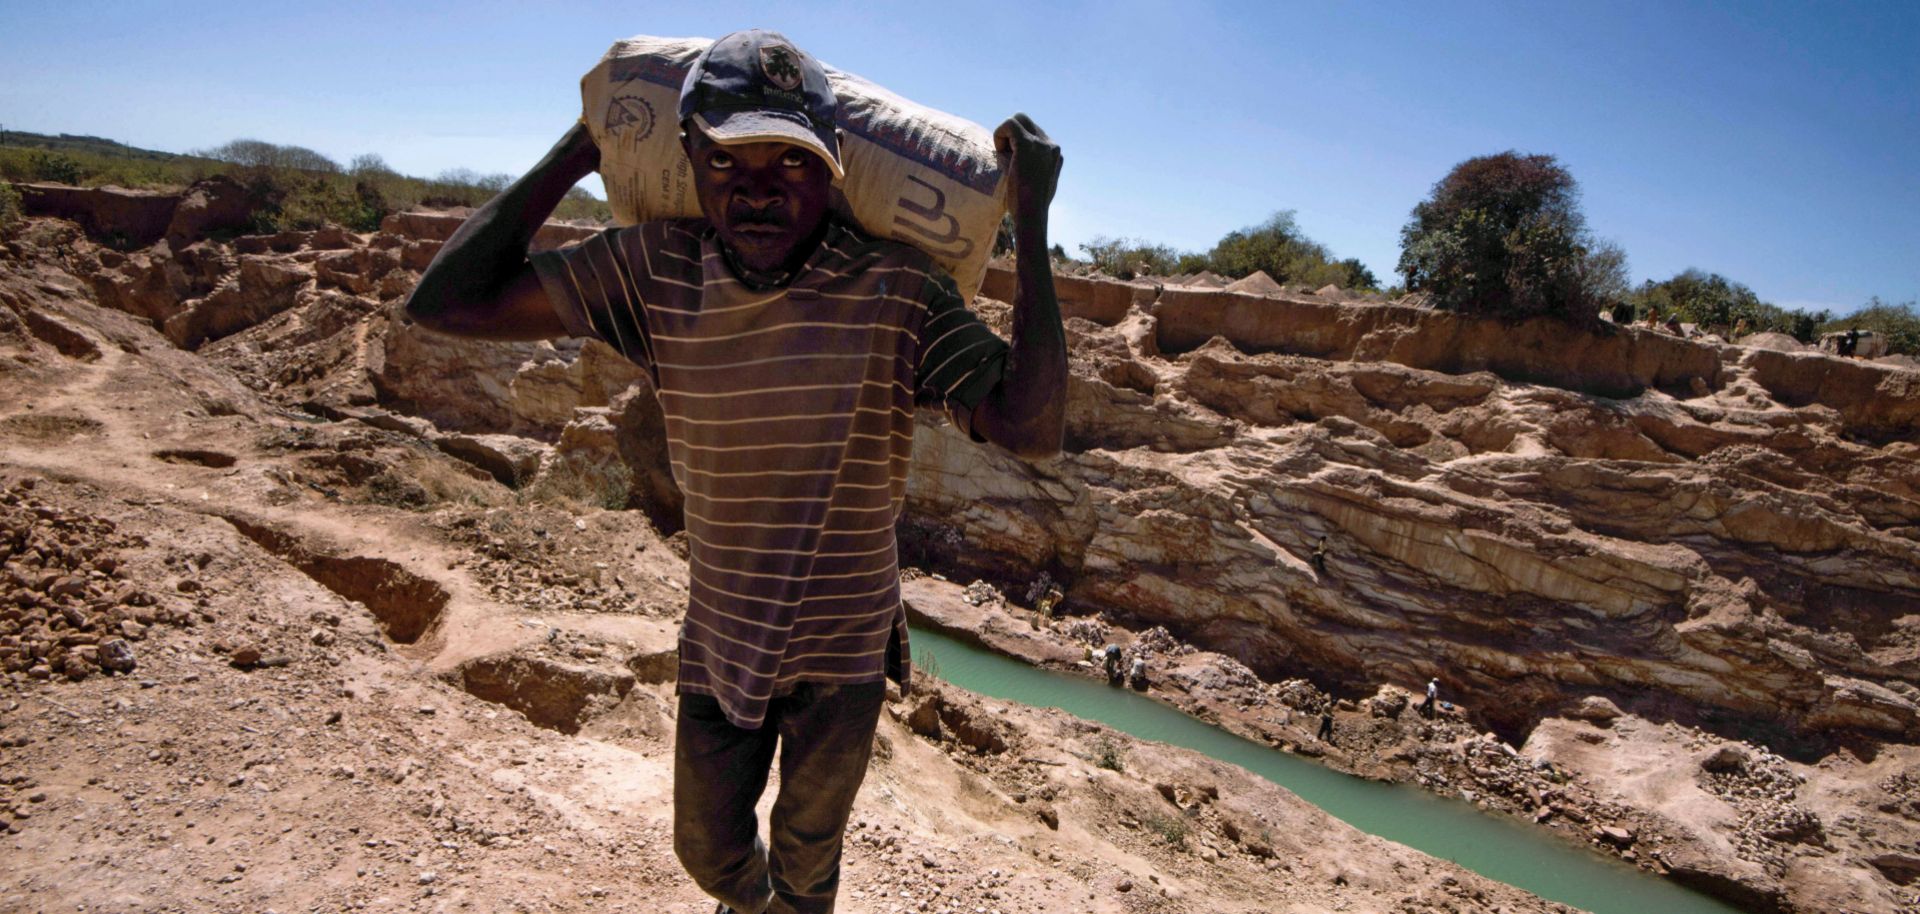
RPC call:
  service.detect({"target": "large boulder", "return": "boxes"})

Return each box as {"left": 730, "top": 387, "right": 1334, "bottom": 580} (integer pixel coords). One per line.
{"left": 371, "top": 326, "right": 646, "bottom": 439}
{"left": 163, "top": 176, "right": 254, "bottom": 247}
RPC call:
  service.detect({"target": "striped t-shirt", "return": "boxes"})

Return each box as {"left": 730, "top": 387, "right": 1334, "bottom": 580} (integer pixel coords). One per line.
{"left": 530, "top": 217, "right": 1009, "bottom": 729}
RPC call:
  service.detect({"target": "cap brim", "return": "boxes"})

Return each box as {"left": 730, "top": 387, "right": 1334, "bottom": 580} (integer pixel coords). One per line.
{"left": 695, "top": 109, "right": 845, "bottom": 181}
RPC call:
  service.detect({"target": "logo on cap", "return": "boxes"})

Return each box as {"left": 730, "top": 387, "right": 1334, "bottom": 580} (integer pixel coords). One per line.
{"left": 759, "top": 44, "right": 803, "bottom": 92}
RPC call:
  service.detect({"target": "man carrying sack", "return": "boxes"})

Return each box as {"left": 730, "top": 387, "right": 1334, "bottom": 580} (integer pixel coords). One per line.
{"left": 405, "top": 28, "right": 1066, "bottom": 914}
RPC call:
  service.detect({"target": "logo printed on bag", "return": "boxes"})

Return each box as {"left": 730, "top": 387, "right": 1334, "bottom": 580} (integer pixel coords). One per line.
{"left": 605, "top": 88, "right": 656, "bottom": 142}
{"left": 893, "top": 175, "right": 972, "bottom": 259}
{"left": 759, "top": 45, "right": 803, "bottom": 91}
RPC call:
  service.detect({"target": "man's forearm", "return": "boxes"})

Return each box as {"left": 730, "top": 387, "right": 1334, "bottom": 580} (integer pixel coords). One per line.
{"left": 983, "top": 211, "right": 1068, "bottom": 458}
{"left": 406, "top": 124, "right": 599, "bottom": 333}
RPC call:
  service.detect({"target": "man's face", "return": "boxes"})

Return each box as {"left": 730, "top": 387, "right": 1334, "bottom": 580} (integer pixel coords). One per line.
{"left": 682, "top": 128, "right": 834, "bottom": 275}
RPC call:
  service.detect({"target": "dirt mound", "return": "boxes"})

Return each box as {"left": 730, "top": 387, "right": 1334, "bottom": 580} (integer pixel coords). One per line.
{"left": 1223, "top": 270, "right": 1282, "bottom": 295}
{"left": 1741, "top": 331, "right": 1807, "bottom": 352}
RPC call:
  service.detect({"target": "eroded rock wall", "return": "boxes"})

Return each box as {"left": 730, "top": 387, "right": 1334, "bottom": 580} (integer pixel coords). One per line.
{"left": 911, "top": 267, "right": 1920, "bottom": 748}
{"left": 43, "top": 205, "right": 1920, "bottom": 751}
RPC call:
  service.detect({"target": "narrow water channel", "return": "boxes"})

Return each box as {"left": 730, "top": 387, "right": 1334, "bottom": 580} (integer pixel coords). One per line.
{"left": 911, "top": 626, "right": 1748, "bottom": 914}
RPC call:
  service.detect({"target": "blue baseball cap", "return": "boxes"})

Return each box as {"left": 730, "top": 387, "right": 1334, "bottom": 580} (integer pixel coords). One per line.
{"left": 678, "top": 29, "right": 844, "bottom": 180}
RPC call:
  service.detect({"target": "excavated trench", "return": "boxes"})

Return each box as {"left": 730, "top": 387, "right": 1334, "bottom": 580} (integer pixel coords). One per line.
{"left": 443, "top": 648, "right": 676, "bottom": 735}
{"left": 446, "top": 654, "right": 635, "bottom": 735}
{"left": 153, "top": 448, "right": 238, "bottom": 468}
{"left": 218, "top": 507, "right": 683, "bottom": 737}
{"left": 220, "top": 514, "right": 448, "bottom": 644}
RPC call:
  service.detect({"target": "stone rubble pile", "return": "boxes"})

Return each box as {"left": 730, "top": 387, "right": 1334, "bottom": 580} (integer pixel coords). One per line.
{"left": 961, "top": 579, "right": 1004, "bottom": 607}
{"left": 1134, "top": 626, "right": 1193, "bottom": 658}
{"left": 1057, "top": 618, "right": 1108, "bottom": 648}
{"left": 1700, "top": 742, "right": 1826, "bottom": 872}
{"left": 0, "top": 479, "right": 181, "bottom": 684}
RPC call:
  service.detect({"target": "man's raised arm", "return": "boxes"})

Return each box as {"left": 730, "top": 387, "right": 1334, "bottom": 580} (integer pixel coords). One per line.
{"left": 972, "top": 114, "right": 1068, "bottom": 460}
{"left": 404, "top": 122, "right": 601, "bottom": 341}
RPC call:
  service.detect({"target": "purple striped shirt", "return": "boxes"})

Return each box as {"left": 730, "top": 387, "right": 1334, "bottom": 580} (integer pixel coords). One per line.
{"left": 531, "top": 217, "right": 1007, "bottom": 728}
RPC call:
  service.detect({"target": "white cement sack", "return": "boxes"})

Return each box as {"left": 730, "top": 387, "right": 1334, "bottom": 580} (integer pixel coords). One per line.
{"left": 581, "top": 35, "right": 1008, "bottom": 302}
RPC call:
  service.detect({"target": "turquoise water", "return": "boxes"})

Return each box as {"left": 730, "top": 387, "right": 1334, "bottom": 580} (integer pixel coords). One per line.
{"left": 911, "top": 626, "right": 1747, "bottom": 914}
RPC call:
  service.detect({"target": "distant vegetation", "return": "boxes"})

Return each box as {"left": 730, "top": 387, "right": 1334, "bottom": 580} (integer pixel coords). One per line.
{"left": 0, "top": 129, "right": 610, "bottom": 233}
{"left": 1819, "top": 297, "right": 1920, "bottom": 356}
{"left": 1078, "top": 210, "right": 1379, "bottom": 290}
{"left": 1390, "top": 150, "right": 1913, "bottom": 350}
{"left": 1616, "top": 272, "right": 1918, "bottom": 352}
{"left": 1624, "top": 270, "right": 1827, "bottom": 341}
{"left": 4, "top": 129, "right": 1908, "bottom": 351}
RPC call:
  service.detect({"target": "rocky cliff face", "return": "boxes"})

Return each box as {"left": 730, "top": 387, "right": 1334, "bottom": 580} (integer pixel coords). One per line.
{"left": 29, "top": 197, "right": 1918, "bottom": 755}
{"left": 10, "top": 193, "right": 1920, "bottom": 909}
{"left": 934, "top": 265, "right": 1920, "bottom": 750}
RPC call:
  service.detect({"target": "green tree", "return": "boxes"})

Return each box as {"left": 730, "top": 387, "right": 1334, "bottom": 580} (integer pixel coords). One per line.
{"left": 348, "top": 153, "right": 397, "bottom": 177}
{"left": 1397, "top": 151, "right": 1616, "bottom": 319}
{"left": 1336, "top": 258, "right": 1380, "bottom": 291}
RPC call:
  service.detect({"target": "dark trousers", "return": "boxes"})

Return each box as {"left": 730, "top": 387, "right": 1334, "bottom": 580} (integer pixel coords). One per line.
{"left": 674, "top": 681, "right": 886, "bottom": 914}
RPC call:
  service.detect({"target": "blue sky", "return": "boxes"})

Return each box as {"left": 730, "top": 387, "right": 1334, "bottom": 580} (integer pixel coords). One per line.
{"left": 3, "top": 1, "right": 1914, "bottom": 313}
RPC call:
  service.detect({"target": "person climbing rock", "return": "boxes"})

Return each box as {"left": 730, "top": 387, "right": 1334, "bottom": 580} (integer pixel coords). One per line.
{"left": 405, "top": 28, "right": 1067, "bottom": 914}
{"left": 1311, "top": 536, "right": 1329, "bottom": 574}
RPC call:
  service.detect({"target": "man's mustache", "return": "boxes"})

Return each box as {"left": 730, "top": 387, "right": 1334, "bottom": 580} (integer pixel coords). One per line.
{"left": 729, "top": 206, "right": 787, "bottom": 228}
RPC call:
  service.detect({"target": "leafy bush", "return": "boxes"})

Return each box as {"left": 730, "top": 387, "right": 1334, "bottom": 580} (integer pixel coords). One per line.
{"left": 1078, "top": 212, "right": 1377, "bottom": 290}
{"left": 1143, "top": 811, "right": 1189, "bottom": 849}
{"left": 1397, "top": 151, "right": 1621, "bottom": 319}
{"left": 1819, "top": 298, "right": 1920, "bottom": 355}
{"left": 1206, "top": 210, "right": 1358, "bottom": 288}
{"left": 1079, "top": 235, "right": 1184, "bottom": 279}
{"left": 0, "top": 181, "right": 20, "bottom": 238}
{"left": 254, "top": 176, "right": 389, "bottom": 233}
{"left": 26, "top": 150, "right": 84, "bottom": 184}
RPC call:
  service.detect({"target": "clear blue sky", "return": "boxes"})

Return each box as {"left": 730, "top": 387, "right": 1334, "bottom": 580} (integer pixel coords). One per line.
{"left": 4, "top": 1, "right": 1915, "bottom": 313}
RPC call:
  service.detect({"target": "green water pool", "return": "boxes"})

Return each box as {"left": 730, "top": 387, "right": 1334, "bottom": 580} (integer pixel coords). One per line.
{"left": 911, "top": 626, "right": 1748, "bottom": 914}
